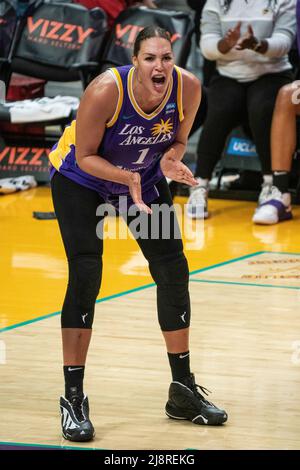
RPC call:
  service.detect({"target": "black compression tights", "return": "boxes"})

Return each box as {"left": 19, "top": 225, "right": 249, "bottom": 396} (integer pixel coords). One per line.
{"left": 51, "top": 172, "right": 191, "bottom": 330}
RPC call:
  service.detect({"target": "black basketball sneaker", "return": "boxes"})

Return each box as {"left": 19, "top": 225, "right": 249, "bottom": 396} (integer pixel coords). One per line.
{"left": 165, "top": 373, "right": 228, "bottom": 425}
{"left": 60, "top": 394, "right": 95, "bottom": 441}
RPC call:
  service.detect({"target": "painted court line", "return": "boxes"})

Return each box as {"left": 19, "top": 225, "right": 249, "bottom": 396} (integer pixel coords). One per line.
{"left": 1, "top": 250, "right": 298, "bottom": 449}
{"left": 190, "top": 279, "right": 300, "bottom": 290}
{"left": 1, "top": 250, "right": 298, "bottom": 333}
{"left": 0, "top": 440, "right": 103, "bottom": 450}
{"left": 190, "top": 250, "right": 300, "bottom": 290}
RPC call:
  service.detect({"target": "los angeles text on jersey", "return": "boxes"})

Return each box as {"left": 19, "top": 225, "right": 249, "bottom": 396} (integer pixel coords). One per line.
{"left": 118, "top": 123, "right": 173, "bottom": 146}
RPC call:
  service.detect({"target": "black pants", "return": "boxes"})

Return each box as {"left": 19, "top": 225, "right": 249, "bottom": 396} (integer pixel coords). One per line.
{"left": 194, "top": 71, "right": 293, "bottom": 178}
{"left": 189, "top": 85, "right": 208, "bottom": 137}
{"left": 51, "top": 172, "right": 190, "bottom": 331}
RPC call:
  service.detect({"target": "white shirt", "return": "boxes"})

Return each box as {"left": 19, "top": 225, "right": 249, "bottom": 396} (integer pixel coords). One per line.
{"left": 200, "top": 0, "right": 296, "bottom": 82}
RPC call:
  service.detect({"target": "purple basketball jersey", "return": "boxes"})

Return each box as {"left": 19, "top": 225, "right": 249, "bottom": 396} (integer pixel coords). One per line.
{"left": 49, "top": 64, "right": 184, "bottom": 209}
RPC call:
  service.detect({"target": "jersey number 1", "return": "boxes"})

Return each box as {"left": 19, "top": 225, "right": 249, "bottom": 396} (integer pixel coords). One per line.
{"left": 132, "top": 147, "right": 149, "bottom": 165}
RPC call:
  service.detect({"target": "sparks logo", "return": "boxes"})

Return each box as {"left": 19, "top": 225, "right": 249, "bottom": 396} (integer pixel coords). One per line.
{"left": 151, "top": 118, "right": 173, "bottom": 136}
{"left": 26, "top": 17, "right": 95, "bottom": 48}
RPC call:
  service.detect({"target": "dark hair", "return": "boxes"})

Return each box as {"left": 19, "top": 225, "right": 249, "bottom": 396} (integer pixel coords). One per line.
{"left": 133, "top": 26, "right": 172, "bottom": 56}
{"left": 222, "top": 0, "right": 277, "bottom": 13}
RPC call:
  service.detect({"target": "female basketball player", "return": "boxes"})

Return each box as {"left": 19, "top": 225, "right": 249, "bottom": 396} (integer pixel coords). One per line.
{"left": 49, "top": 26, "right": 228, "bottom": 442}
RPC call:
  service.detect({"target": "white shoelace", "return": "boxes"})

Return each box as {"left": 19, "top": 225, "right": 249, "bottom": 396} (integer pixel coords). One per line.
{"left": 258, "top": 184, "right": 272, "bottom": 204}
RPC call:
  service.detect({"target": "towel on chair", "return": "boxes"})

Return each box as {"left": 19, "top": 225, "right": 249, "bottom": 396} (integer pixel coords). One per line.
{"left": 4, "top": 96, "right": 79, "bottom": 123}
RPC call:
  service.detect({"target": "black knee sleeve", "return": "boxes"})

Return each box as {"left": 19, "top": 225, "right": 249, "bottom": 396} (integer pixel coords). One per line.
{"left": 61, "top": 254, "right": 102, "bottom": 328}
{"left": 149, "top": 251, "right": 190, "bottom": 331}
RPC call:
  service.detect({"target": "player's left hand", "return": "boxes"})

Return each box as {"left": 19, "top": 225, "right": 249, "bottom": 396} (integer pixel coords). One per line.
{"left": 160, "top": 150, "right": 198, "bottom": 186}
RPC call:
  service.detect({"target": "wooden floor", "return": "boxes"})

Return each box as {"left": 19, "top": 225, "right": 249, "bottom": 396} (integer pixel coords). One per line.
{"left": 0, "top": 186, "right": 300, "bottom": 449}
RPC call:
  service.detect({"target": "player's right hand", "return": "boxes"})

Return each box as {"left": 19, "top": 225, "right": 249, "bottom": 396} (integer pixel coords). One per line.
{"left": 127, "top": 172, "right": 152, "bottom": 214}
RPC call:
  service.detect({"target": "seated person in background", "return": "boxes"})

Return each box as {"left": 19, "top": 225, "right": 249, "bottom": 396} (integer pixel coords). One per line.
{"left": 253, "top": 0, "right": 300, "bottom": 225}
{"left": 187, "top": 0, "right": 216, "bottom": 86}
{"left": 75, "top": 0, "right": 157, "bottom": 29}
{"left": 186, "top": 0, "right": 296, "bottom": 220}
{"left": 252, "top": 80, "right": 300, "bottom": 224}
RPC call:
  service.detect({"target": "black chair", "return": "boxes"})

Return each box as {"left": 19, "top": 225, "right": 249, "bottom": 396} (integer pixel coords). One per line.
{"left": 0, "top": 0, "right": 18, "bottom": 88}
{"left": 100, "top": 5, "right": 194, "bottom": 72}
{"left": 0, "top": 0, "right": 107, "bottom": 127}
{"left": 0, "top": 0, "right": 107, "bottom": 182}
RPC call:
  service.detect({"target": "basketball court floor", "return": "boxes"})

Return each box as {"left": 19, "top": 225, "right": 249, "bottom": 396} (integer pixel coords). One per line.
{"left": 0, "top": 186, "right": 299, "bottom": 449}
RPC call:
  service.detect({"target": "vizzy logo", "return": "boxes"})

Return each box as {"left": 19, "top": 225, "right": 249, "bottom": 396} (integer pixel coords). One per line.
{"left": 115, "top": 23, "right": 181, "bottom": 46}
{"left": 27, "top": 17, "right": 95, "bottom": 44}
{"left": 0, "top": 146, "right": 49, "bottom": 166}
{"left": 116, "top": 24, "right": 144, "bottom": 44}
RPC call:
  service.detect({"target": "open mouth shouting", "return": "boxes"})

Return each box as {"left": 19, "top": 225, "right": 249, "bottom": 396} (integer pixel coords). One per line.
{"left": 152, "top": 75, "right": 166, "bottom": 91}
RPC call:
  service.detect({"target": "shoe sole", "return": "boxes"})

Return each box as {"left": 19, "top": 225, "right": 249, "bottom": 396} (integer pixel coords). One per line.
{"left": 165, "top": 405, "right": 227, "bottom": 426}
{"left": 253, "top": 212, "right": 293, "bottom": 225}
{"left": 186, "top": 211, "right": 209, "bottom": 220}
{"left": 0, "top": 188, "right": 17, "bottom": 194}
{"left": 62, "top": 430, "right": 95, "bottom": 442}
